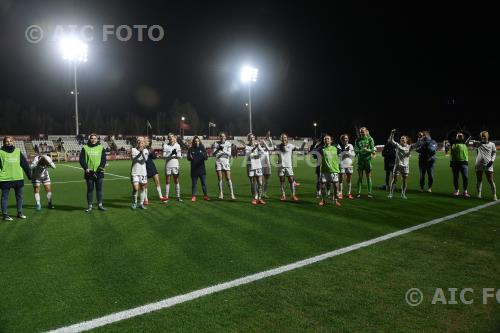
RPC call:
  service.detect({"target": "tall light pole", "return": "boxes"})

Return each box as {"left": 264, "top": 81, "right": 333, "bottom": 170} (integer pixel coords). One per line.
{"left": 240, "top": 65, "right": 258, "bottom": 134}
{"left": 180, "top": 116, "right": 185, "bottom": 138}
{"left": 313, "top": 123, "right": 317, "bottom": 139}
{"left": 60, "top": 37, "right": 88, "bottom": 136}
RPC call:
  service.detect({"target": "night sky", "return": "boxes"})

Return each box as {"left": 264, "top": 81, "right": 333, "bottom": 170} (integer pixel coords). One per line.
{"left": 0, "top": 1, "right": 498, "bottom": 141}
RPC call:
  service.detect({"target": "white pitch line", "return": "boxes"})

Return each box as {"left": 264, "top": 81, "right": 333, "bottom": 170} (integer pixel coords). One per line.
{"left": 45, "top": 200, "right": 499, "bottom": 333}
{"left": 59, "top": 163, "right": 129, "bottom": 179}
{"left": 24, "top": 178, "right": 127, "bottom": 186}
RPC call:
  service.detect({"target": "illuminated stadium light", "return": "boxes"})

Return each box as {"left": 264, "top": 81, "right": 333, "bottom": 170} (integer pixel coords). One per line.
{"left": 240, "top": 65, "right": 258, "bottom": 83}
{"left": 59, "top": 37, "right": 88, "bottom": 63}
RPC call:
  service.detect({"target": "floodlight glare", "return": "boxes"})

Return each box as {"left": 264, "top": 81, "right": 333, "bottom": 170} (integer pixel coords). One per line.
{"left": 240, "top": 65, "right": 258, "bottom": 83}
{"left": 59, "top": 37, "right": 88, "bottom": 62}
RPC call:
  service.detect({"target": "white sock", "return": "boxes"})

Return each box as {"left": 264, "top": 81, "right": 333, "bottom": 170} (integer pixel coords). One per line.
{"left": 132, "top": 190, "right": 138, "bottom": 204}
{"left": 347, "top": 181, "right": 352, "bottom": 195}
{"left": 156, "top": 186, "right": 163, "bottom": 198}
{"left": 165, "top": 184, "right": 170, "bottom": 197}
{"left": 491, "top": 182, "right": 497, "bottom": 196}
{"left": 257, "top": 182, "right": 263, "bottom": 199}
{"left": 280, "top": 182, "right": 286, "bottom": 196}
{"left": 46, "top": 191, "right": 52, "bottom": 204}
{"left": 338, "top": 182, "right": 343, "bottom": 195}
{"left": 228, "top": 180, "right": 234, "bottom": 196}
{"left": 139, "top": 189, "right": 145, "bottom": 205}
{"left": 34, "top": 193, "right": 41, "bottom": 205}
{"left": 175, "top": 183, "right": 180, "bottom": 198}
{"left": 144, "top": 188, "right": 148, "bottom": 201}
{"left": 477, "top": 182, "right": 482, "bottom": 194}
{"left": 218, "top": 180, "right": 223, "bottom": 195}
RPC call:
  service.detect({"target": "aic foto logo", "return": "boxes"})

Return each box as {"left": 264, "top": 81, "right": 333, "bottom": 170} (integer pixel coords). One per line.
{"left": 26, "top": 24, "right": 166, "bottom": 43}
{"left": 406, "top": 288, "right": 500, "bottom": 306}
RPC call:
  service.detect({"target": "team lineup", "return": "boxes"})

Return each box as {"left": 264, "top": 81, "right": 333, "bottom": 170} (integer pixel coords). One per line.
{"left": 0, "top": 127, "right": 497, "bottom": 220}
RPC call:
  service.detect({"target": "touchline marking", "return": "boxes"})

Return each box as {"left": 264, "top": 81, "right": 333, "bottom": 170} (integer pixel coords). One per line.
{"left": 24, "top": 178, "right": 127, "bottom": 186}
{"left": 45, "top": 200, "right": 499, "bottom": 333}
{"left": 59, "top": 163, "right": 129, "bottom": 179}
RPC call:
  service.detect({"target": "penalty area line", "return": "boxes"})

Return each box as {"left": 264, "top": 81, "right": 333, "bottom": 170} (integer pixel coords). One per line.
{"left": 44, "top": 200, "right": 499, "bottom": 333}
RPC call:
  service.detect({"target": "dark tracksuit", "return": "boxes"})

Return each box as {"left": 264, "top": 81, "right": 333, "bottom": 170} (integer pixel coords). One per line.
{"left": 416, "top": 137, "right": 437, "bottom": 189}
{"left": 146, "top": 150, "right": 159, "bottom": 178}
{"left": 79, "top": 143, "right": 107, "bottom": 206}
{"left": 187, "top": 145, "right": 208, "bottom": 196}
{"left": 309, "top": 140, "right": 324, "bottom": 193}
{"left": 381, "top": 143, "right": 396, "bottom": 188}
{"left": 0, "top": 145, "right": 31, "bottom": 216}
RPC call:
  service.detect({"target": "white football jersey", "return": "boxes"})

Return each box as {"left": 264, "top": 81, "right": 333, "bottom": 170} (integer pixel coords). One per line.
{"left": 393, "top": 143, "right": 411, "bottom": 167}
{"left": 212, "top": 141, "right": 232, "bottom": 161}
{"left": 337, "top": 143, "right": 355, "bottom": 168}
{"left": 31, "top": 155, "right": 55, "bottom": 180}
{"left": 131, "top": 148, "right": 149, "bottom": 176}
{"left": 276, "top": 143, "right": 296, "bottom": 168}
{"left": 163, "top": 142, "right": 182, "bottom": 168}
{"left": 245, "top": 144, "right": 264, "bottom": 170}
{"left": 475, "top": 141, "right": 496, "bottom": 167}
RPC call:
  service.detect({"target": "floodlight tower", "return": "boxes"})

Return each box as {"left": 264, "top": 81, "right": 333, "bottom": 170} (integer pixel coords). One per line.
{"left": 240, "top": 65, "right": 258, "bottom": 134}
{"left": 60, "top": 38, "right": 88, "bottom": 136}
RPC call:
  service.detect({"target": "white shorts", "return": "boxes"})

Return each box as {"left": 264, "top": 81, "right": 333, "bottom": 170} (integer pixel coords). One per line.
{"left": 476, "top": 164, "right": 494, "bottom": 173}
{"left": 32, "top": 176, "right": 51, "bottom": 186}
{"left": 320, "top": 173, "right": 339, "bottom": 183}
{"left": 166, "top": 167, "right": 179, "bottom": 175}
{"left": 215, "top": 160, "right": 231, "bottom": 171}
{"left": 278, "top": 167, "right": 294, "bottom": 177}
{"left": 393, "top": 165, "right": 409, "bottom": 176}
{"left": 248, "top": 168, "right": 263, "bottom": 177}
{"left": 262, "top": 167, "right": 271, "bottom": 176}
{"left": 340, "top": 167, "right": 353, "bottom": 174}
{"left": 131, "top": 175, "right": 147, "bottom": 184}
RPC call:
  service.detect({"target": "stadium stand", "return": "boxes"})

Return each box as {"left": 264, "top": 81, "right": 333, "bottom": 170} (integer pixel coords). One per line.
{"left": 61, "top": 138, "right": 83, "bottom": 152}
{"left": 113, "top": 139, "right": 132, "bottom": 151}
{"left": 32, "top": 140, "right": 55, "bottom": 152}
{"left": 150, "top": 140, "right": 164, "bottom": 149}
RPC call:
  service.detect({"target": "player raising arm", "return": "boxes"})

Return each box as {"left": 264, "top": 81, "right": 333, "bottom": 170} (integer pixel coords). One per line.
{"left": 387, "top": 129, "right": 418, "bottom": 199}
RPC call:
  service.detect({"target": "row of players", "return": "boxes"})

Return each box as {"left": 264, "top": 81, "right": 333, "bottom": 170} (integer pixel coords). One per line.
{"left": 0, "top": 128, "right": 497, "bottom": 219}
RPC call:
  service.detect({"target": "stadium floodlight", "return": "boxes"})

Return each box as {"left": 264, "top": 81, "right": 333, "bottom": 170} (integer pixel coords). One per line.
{"left": 313, "top": 123, "right": 317, "bottom": 139}
{"left": 59, "top": 37, "right": 88, "bottom": 136}
{"left": 240, "top": 65, "right": 258, "bottom": 134}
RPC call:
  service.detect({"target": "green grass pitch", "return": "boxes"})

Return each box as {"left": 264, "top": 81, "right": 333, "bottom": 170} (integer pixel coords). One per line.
{"left": 0, "top": 152, "right": 499, "bottom": 332}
